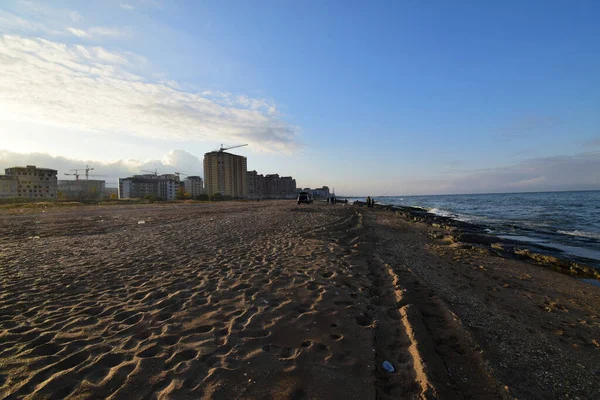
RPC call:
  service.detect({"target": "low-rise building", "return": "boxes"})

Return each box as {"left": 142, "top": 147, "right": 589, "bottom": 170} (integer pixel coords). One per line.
{"left": 103, "top": 187, "right": 118, "bottom": 199}
{"left": 119, "top": 174, "right": 181, "bottom": 201}
{"left": 157, "top": 174, "right": 180, "bottom": 201}
{"left": 183, "top": 176, "right": 204, "bottom": 198}
{"left": 312, "top": 186, "right": 330, "bottom": 199}
{"left": 0, "top": 175, "right": 18, "bottom": 198}
{"left": 3, "top": 166, "right": 58, "bottom": 199}
{"left": 58, "top": 179, "right": 105, "bottom": 200}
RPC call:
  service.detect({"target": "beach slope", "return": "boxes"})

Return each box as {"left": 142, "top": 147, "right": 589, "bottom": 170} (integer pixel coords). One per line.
{"left": 0, "top": 201, "right": 598, "bottom": 399}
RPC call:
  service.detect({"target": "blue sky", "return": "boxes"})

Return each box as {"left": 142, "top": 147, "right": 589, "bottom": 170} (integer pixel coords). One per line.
{"left": 0, "top": 0, "right": 599, "bottom": 194}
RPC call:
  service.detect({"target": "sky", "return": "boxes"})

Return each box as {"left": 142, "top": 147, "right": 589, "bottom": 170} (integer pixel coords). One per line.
{"left": 0, "top": 0, "right": 599, "bottom": 195}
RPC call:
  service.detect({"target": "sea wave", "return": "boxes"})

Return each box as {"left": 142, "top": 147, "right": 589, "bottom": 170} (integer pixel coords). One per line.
{"left": 557, "top": 230, "right": 600, "bottom": 240}
{"left": 428, "top": 208, "right": 454, "bottom": 217}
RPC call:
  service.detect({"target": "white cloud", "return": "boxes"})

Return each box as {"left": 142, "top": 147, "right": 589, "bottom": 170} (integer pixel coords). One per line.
{"left": 0, "top": 9, "right": 63, "bottom": 36}
{"left": 66, "top": 27, "right": 90, "bottom": 38}
{"left": 120, "top": 4, "right": 135, "bottom": 10}
{"left": 0, "top": 34, "right": 298, "bottom": 152}
{"left": 65, "top": 26, "right": 128, "bottom": 39}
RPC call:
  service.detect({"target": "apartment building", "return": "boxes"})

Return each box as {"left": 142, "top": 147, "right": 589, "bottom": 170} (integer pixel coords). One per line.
{"left": 3, "top": 166, "right": 58, "bottom": 199}
{"left": 247, "top": 171, "right": 297, "bottom": 199}
{"left": 183, "top": 176, "right": 204, "bottom": 198}
{"left": 203, "top": 151, "right": 247, "bottom": 198}
{"left": 0, "top": 175, "right": 18, "bottom": 198}
{"left": 118, "top": 174, "right": 180, "bottom": 201}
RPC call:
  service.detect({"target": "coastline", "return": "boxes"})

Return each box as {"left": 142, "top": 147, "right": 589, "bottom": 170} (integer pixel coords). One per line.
{"left": 1, "top": 201, "right": 599, "bottom": 399}
{"left": 357, "top": 200, "right": 600, "bottom": 281}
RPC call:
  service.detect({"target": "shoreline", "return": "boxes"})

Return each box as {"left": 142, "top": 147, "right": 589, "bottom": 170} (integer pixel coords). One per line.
{"left": 355, "top": 200, "right": 600, "bottom": 281}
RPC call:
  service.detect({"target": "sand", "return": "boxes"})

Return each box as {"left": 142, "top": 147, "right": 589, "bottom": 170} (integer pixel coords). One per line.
{"left": 0, "top": 201, "right": 598, "bottom": 399}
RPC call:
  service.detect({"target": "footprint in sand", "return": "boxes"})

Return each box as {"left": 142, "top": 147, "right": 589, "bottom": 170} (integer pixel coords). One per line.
{"left": 262, "top": 344, "right": 295, "bottom": 359}
{"left": 355, "top": 315, "right": 374, "bottom": 327}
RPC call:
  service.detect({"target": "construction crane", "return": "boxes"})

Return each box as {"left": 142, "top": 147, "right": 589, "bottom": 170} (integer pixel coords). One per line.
{"left": 141, "top": 169, "right": 158, "bottom": 176}
{"left": 174, "top": 171, "right": 188, "bottom": 180}
{"left": 216, "top": 143, "right": 248, "bottom": 152}
{"left": 64, "top": 171, "right": 80, "bottom": 180}
{"left": 66, "top": 165, "right": 95, "bottom": 180}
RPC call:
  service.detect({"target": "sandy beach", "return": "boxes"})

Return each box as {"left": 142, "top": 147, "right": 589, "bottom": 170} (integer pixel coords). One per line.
{"left": 1, "top": 201, "right": 599, "bottom": 399}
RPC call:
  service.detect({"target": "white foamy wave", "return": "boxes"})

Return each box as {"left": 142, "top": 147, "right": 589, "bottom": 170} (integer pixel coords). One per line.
{"left": 557, "top": 230, "right": 600, "bottom": 240}
{"left": 428, "top": 208, "right": 453, "bottom": 217}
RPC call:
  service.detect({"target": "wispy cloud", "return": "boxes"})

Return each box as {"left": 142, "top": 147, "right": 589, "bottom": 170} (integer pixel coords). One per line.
{"left": 66, "top": 27, "right": 89, "bottom": 38}
{"left": 0, "top": 9, "right": 63, "bottom": 36}
{"left": 120, "top": 4, "right": 135, "bottom": 10}
{"left": 393, "top": 151, "right": 600, "bottom": 195}
{"left": 0, "top": 35, "right": 298, "bottom": 152}
{"left": 507, "top": 176, "right": 545, "bottom": 188}
{"left": 65, "top": 26, "right": 128, "bottom": 39}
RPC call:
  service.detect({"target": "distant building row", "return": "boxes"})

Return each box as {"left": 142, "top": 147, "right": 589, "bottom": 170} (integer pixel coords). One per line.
{"left": 0, "top": 159, "right": 324, "bottom": 202}
{"left": 119, "top": 174, "right": 204, "bottom": 201}
{"left": 0, "top": 165, "right": 117, "bottom": 200}
{"left": 247, "top": 171, "right": 297, "bottom": 199}
{"left": 203, "top": 150, "right": 298, "bottom": 199}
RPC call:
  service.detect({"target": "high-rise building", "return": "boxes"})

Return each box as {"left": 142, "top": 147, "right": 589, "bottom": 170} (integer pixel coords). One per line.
{"left": 184, "top": 176, "right": 204, "bottom": 198}
{"left": 279, "top": 176, "right": 297, "bottom": 199}
{"left": 247, "top": 170, "right": 261, "bottom": 199}
{"left": 203, "top": 151, "right": 247, "bottom": 198}
{"left": 3, "top": 166, "right": 58, "bottom": 199}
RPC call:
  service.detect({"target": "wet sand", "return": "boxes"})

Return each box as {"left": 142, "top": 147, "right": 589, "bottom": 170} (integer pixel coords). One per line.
{"left": 0, "top": 201, "right": 598, "bottom": 399}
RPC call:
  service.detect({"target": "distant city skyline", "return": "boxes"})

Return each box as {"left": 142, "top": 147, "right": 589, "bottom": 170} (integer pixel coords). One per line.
{"left": 1, "top": 1, "right": 599, "bottom": 195}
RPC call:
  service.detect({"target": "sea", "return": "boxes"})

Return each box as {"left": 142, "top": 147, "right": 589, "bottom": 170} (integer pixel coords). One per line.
{"left": 346, "top": 191, "right": 600, "bottom": 272}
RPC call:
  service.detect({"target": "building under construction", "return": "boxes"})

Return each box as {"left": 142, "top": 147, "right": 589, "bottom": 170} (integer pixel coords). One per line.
{"left": 58, "top": 180, "right": 106, "bottom": 200}
{"left": 203, "top": 145, "right": 247, "bottom": 199}
{"left": 1, "top": 165, "right": 58, "bottom": 199}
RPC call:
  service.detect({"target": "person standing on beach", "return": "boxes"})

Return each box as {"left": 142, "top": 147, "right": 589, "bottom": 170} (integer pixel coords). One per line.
{"left": 366, "top": 196, "right": 371, "bottom": 208}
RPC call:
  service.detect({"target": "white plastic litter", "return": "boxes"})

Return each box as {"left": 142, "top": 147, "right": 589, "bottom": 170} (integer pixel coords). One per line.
{"left": 138, "top": 220, "right": 145, "bottom": 224}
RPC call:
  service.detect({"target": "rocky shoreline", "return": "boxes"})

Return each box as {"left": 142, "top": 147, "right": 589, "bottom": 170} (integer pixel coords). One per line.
{"left": 355, "top": 201, "right": 600, "bottom": 280}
